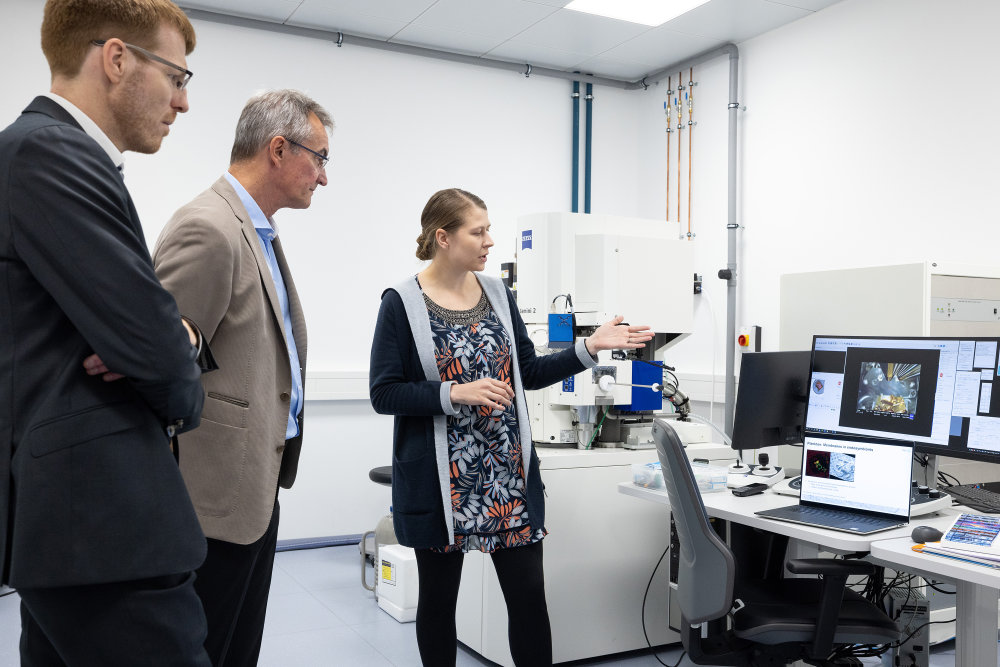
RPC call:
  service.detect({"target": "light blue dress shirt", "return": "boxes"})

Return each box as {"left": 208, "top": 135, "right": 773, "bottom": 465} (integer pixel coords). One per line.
{"left": 224, "top": 172, "right": 303, "bottom": 439}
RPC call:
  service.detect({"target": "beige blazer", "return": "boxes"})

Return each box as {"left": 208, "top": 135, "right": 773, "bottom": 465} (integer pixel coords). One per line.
{"left": 153, "top": 176, "right": 307, "bottom": 545}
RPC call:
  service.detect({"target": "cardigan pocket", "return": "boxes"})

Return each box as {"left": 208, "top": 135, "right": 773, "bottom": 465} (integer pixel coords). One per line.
{"left": 392, "top": 453, "right": 440, "bottom": 514}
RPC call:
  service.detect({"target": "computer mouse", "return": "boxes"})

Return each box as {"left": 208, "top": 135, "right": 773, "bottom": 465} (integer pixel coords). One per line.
{"left": 911, "top": 525, "right": 944, "bottom": 544}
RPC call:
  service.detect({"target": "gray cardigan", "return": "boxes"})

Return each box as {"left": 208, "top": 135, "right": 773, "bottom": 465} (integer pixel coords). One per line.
{"left": 371, "top": 273, "right": 595, "bottom": 546}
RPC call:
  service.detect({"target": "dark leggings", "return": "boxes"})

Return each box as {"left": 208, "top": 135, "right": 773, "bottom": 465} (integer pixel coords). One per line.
{"left": 414, "top": 539, "right": 552, "bottom": 667}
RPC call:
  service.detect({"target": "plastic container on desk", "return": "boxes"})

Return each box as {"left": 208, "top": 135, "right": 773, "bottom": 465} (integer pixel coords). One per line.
{"left": 631, "top": 462, "right": 664, "bottom": 489}
{"left": 691, "top": 462, "right": 728, "bottom": 493}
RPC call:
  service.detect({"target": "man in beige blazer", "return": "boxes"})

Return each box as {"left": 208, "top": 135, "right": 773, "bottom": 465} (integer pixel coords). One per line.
{"left": 153, "top": 89, "right": 334, "bottom": 667}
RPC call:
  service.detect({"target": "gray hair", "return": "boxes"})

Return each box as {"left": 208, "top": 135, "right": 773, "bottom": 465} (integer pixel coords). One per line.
{"left": 230, "top": 89, "right": 334, "bottom": 164}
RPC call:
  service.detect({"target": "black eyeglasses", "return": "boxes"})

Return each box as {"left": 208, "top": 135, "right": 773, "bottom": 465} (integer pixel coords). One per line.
{"left": 92, "top": 39, "right": 193, "bottom": 90}
{"left": 287, "top": 139, "right": 330, "bottom": 169}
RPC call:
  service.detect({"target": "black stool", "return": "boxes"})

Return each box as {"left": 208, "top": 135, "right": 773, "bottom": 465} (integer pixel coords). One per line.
{"left": 361, "top": 466, "right": 397, "bottom": 592}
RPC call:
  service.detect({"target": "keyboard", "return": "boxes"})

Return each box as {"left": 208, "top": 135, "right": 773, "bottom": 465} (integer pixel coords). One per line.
{"left": 756, "top": 504, "right": 907, "bottom": 534}
{"left": 946, "top": 485, "right": 1000, "bottom": 513}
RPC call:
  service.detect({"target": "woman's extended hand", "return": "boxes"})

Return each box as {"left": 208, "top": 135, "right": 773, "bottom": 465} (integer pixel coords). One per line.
{"left": 585, "top": 315, "right": 655, "bottom": 355}
{"left": 450, "top": 378, "right": 515, "bottom": 411}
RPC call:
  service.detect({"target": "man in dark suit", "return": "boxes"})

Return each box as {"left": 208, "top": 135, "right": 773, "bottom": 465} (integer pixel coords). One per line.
{"left": 0, "top": 1, "right": 213, "bottom": 664}
{"left": 154, "top": 90, "right": 332, "bottom": 666}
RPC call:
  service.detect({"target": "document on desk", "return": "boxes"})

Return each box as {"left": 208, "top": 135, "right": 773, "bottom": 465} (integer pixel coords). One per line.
{"left": 913, "top": 513, "right": 1000, "bottom": 568}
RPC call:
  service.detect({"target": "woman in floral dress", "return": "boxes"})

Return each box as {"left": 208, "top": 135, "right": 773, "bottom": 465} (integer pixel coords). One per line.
{"left": 369, "top": 188, "right": 652, "bottom": 666}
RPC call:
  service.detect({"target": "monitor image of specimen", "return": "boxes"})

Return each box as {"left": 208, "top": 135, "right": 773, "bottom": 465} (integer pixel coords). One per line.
{"left": 828, "top": 452, "right": 856, "bottom": 482}
{"left": 856, "top": 361, "right": 920, "bottom": 419}
{"left": 805, "top": 449, "right": 831, "bottom": 479}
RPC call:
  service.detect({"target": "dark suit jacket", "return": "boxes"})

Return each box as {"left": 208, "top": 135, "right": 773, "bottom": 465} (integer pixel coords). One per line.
{"left": 0, "top": 96, "right": 207, "bottom": 588}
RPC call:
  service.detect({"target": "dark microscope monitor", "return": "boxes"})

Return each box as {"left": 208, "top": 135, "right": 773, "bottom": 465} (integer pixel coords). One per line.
{"left": 731, "top": 351, "right": 811, "bottom": 458}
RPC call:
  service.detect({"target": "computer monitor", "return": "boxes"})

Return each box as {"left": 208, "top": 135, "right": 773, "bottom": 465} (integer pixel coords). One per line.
{"left": 731, "top": 351, "right": 811, "bottom": 452}
{"left": 805, "top": 335, "right": 1000, "bottom": 465}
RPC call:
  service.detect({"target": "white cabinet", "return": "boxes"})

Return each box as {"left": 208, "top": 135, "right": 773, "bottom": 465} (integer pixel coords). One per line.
{"left": 456, "top": 447, "right": 719, "bottom": 664}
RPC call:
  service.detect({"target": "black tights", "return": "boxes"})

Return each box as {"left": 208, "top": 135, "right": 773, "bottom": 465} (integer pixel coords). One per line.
{"left": 414, "top": 540, "right": 551, "bottom": 667}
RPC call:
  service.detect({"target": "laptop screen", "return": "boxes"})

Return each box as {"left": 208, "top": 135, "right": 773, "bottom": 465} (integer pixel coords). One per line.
{"left": 799, "top": 435, "right": 913, "bottom": 517}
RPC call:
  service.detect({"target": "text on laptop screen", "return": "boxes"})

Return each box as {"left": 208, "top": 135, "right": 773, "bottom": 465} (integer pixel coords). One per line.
{"left": 799, "top": 435, "right": 913, "bottom": 516}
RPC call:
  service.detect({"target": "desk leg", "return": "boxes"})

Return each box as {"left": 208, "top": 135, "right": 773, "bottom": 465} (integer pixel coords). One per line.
{"left": 954, "top": 581, "right": 998, "bottom": 667}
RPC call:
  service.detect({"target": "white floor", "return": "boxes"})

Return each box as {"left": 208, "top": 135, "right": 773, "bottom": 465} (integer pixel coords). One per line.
{"left": 0, "top": 545, "right": 988, "bottom": 666}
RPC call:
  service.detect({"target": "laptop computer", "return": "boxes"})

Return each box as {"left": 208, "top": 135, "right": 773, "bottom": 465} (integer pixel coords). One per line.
{"left": 755, "top": 435, "right": 913, "bottom": 535}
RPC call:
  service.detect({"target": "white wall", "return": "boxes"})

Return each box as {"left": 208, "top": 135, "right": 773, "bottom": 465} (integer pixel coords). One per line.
{"left": 7, "top": 0, "right": 1000, "bottom": 539}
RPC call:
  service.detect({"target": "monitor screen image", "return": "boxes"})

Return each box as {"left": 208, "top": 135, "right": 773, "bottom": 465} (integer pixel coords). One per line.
{"left": 805, "top": 335, "right": 1000, "bottom": 465}
{"left": 855, "top": 361, "right": 920, "bottom": 419}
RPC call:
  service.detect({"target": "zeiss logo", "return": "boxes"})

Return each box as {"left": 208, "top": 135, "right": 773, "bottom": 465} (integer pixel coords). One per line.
{"left": 521, "top": 230, "right": 532, "bottom": 250}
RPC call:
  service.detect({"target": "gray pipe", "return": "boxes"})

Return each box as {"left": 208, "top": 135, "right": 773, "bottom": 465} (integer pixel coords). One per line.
{"left": 724, "top": 48, "right": 739, "bottom": 438}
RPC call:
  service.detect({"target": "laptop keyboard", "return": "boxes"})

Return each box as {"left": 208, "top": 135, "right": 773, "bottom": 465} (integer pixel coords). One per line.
{"left": 760, "top": 504, "right": 905, "bottom": 533}
{"left": 794, "top": 506, "right": 894, "bottom": 526}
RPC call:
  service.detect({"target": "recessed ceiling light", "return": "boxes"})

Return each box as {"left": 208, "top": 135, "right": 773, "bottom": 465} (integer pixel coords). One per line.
{"left": 564, "top": 0, "right": 711, "bottom": 27}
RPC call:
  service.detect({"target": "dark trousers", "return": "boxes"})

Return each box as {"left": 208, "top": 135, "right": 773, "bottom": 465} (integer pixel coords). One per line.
{"left": 414, "top": 539, "right": 551, "bottom": 667}
{"left": 19, "top": 571, "right": 210, "bottom": 666}
{"left": 195, "top": 499, "right": 280, "bottom": 667}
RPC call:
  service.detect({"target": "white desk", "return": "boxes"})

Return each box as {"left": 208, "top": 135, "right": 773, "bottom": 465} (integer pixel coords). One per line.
{"left": 870, "top": 536, "right": 1000, "bottom": 667}
{"left": 618, "top": 482, "right": 925, "bottom": 551}
{"left": 618, "top": 482, "right": 998, "bottom": 667}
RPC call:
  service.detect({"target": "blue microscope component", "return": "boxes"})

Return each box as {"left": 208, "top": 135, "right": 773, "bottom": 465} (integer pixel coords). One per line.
{"left": 621, "top": 360, "right": 663, "bottom": 412}
{"left": 547, "top": 313, "right": 574, "bottom": 349}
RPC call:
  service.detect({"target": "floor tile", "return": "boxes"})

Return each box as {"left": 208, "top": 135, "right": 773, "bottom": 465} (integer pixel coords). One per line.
{"left": 311, "top": 585, "right": 385, "bottom": 627}
{"left": 278, "top": 545, "right": 363, "bottom": 592}
{"left": 258, "top": 625, "right": 394, "bottom": 667}
{"left": 263, "top": 591, "right": 345, "bottom": 638}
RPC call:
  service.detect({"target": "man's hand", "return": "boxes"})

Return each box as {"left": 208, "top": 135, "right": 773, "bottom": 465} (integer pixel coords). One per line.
{"left": 450, "top": 378, "right": 515, "bottom": 412}
{"left": 82, "top": 354, "right": 124, "bottom": 382}
{"left": 181, "top": 319, "right": 198, "bottom": 346}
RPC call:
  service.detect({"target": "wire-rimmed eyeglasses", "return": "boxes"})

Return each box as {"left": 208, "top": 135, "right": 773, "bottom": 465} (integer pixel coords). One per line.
{"left": 91, "top": 39, "right": 193, "bottom": 90}
{"left": 288, "top": 139, "right": 330, "bottom": 169}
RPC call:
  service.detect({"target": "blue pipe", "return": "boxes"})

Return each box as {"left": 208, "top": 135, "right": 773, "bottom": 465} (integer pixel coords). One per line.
{"left": 572, "top": 81, "right": 580, "bottom": 213}
{"left": 584, "top": 83, "right": 593, "bottom": 214}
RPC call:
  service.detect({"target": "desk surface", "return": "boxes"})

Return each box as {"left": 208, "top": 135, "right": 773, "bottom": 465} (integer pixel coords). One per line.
{"left": 870, "top": 536, "right": 1000, "bottom": 589}
{"left": 618, "top": 482, "right": 961, "bottom": 552}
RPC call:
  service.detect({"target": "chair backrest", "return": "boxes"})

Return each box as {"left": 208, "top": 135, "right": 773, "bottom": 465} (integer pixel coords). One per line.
{"left": 653, "top": 418, "right": 736, "bottom": 624}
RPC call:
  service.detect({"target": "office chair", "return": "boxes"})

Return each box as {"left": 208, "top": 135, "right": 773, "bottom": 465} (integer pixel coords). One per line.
{"left": 652, "top": 418, "right": 899, "bottom": 666}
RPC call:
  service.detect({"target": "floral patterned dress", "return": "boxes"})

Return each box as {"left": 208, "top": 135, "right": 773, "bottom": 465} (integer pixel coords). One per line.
{"left": 425, "top": 290, "right": 547, "bottom": 553}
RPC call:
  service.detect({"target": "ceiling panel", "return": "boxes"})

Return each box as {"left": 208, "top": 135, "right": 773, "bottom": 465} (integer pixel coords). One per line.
{"left": 412, "top": 0, "right": 559, "bottom": 40}
{"left": 765, "top": 0, "right": 843, "bottom": 11}
{"left": 602, "top": 26, "right": 721, "bottom": 70}
{"left": 666, "top": 0, "right": 811, "bottom": 42}
{"left": 392, "top": 24, "right": 504, "bottom": 56}
{"left": 284, "top": 10, "right": 410, "bottom": 41}
{"left": 182, "top": 0, "right": 301, "bottom": 23}
{"left": 291, "top": 0, "right": 438, "bottom": 23}
{"left": 509, "top": 9, "right": 650, "bottom": 55}
{"left": 486, "top": 41, "right": 591, "bottom": 71}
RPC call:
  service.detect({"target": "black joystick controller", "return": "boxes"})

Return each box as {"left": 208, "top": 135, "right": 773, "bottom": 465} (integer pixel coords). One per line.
{"left": 752, "top": 452, "right": 781, "bottom": 478}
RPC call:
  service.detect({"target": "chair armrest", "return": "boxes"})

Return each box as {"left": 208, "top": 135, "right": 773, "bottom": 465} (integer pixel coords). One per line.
{"left": 786, "top": 558, "right": 874, "bottom": 659}
{"left": 786, "top": 558, "right": 874, "bottom": 577}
